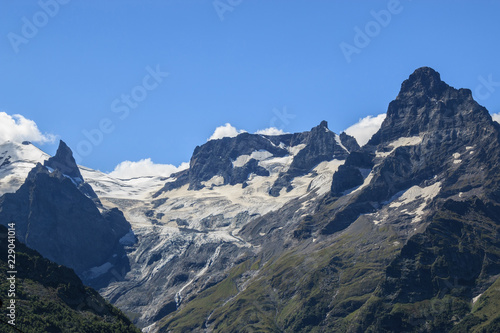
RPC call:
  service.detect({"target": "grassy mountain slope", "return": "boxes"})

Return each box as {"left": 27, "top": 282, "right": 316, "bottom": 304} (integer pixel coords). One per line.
{"left": 0, "top": 224, "right": 140, "bottom": 333}
{"left": 157, "top": 214, "right": 403, "bottom": 332}
{"left": 356, "top": 197, "right": 500, "bottom": 332}
{"left": 157, "top": 197, "right": 500, "bottom": 333}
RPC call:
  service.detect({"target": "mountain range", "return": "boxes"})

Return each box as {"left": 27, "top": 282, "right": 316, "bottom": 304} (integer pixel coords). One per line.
{"left": 1, "top": 67, "right": 499, "bottom": 332}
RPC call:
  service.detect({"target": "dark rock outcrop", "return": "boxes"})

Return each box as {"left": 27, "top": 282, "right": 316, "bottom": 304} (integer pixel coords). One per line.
{"left": 44, "top": 140, "right": 99, "bottom": 201}
{"left": 339, "top": 131, "right": 360, "bottom": 152}
{"left": 330, "top": 164, "right": 364, "bottom": 196}
{"left": 230, "top": 158, "right": 269, "bottom": 185}
{"left": 269, "top": 121, "right": 350, "bottom": 196}
{"left": 369, "top": 67, "right": 490, "bottom": 146}
{"left": 44, "top": 140, "right": 82, "bottom": 179}
{"left": 188, "top": 132, "right": 289, "bottom": 190}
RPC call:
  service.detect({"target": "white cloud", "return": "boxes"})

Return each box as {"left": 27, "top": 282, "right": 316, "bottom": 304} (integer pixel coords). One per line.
{"left": 491, "top": 113, "right": 500, "bottom": 124}
{"left": 255, "top": 127, "right": 287, "bottom": 136}
{"left": 108, "top": 158, "right": 189, "bottom": 179}
{"left": 344, "top": 113, "right": 386, "bottom": 147}
{"left": 208, "top": 123, "right": 246, "bottom": 141}
{"left": 0, "top": 111, "right": 56, "bottom": 144}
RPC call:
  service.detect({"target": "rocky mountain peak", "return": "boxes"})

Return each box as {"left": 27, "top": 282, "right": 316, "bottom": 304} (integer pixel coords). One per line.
{"left": 369, "top": 67, "right": 492, "bottom": 146}
{"left": 318, "top": 120, "right": 329, "bottom": 129}
{"left": 339, "top": 132, "right": 360, "bottom": 152}
{"left": 309, "top": 120, "right": 330, "bottom": 136}
{"left": 397, "top": 66, "right": 446, "bottom": 98}
{"left": 329, "top": 67, "right": 500, "bottom": 233}
{"left": 154, "top": 120, "right": 354, "bottom": 197}
{"left": 44, "top": 140, "right": 83, "bottom": 180}
{"left": 43, "top": 140, "right": 100, "bottom": 201}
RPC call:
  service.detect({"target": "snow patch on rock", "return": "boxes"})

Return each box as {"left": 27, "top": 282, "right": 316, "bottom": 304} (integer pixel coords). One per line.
{"left": 232, "top": 150, "right": 273, "bottom": 168}
{"left": 288, "top": 143, "right": 306, "bottom": 156}
{"left": 335, "top": 134, "right": 348, "bottom": 153}
{"left": 389, "top": 182, "right": 442, "bottom": 223}
{"left": 376, "top": 136, "right": 422, "bottom": 158}
{"left": 201, "top": 175, "right": 225, "bottom": 187}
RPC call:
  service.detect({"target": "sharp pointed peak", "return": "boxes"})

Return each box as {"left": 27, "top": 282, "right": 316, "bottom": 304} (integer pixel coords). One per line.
{"left": 44, "top": 140, "right": 83, "bottom": 180}
{"left": 56, "top": 139, "right": 72, "bottom": 154}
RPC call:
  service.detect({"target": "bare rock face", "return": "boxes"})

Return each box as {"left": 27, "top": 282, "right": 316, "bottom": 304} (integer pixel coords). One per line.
{"left": 44, "top": 140, "right": 82, "bottom": 179}
{"left": 155, "top": 132, "right": 289, "bottom": 195}
{"left": 339, "top": 131, "right": 360, "bottom": 152}
{"left": 0, "top": 225, "right": 141, "bottom": 333}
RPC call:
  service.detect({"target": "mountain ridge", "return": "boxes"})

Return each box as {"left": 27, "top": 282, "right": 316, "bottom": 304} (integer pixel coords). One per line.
{"left": 1, "top": 67, "right": 500, "bottom": 332}
{"left": 151, "top": 67, "right": 500, "bottom": 332}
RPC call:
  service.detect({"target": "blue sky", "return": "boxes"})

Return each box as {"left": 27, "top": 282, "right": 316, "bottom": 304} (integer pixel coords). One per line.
{"left": 1, "top": 0, "right": 499, "bottom": 174}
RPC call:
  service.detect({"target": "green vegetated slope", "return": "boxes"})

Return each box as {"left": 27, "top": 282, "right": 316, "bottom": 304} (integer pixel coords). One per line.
{"left": 158, "top": 196, "right": 500, "bottom": 333}
{"left": 357, "top": 197, "right": 500, "bottom": 332}
{"left": 158, "top": 214, "right": 403, "bottom": 332}
{"left": 0, "top": 225, "right": 140, "bottom": 333}
{"left": 456, "top": 275, "right": 500, "bottom": 332}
